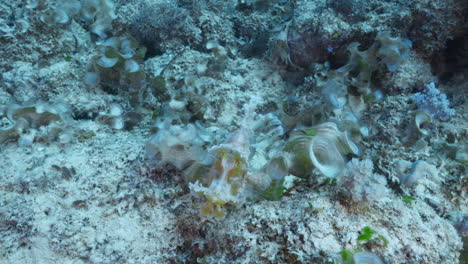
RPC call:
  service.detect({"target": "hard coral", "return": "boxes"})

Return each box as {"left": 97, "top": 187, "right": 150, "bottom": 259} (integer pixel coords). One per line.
{"left": 337, "top": 159, "right": 389, "bottom": 204}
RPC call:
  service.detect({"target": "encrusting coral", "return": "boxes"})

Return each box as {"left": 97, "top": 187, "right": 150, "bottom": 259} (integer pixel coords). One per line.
{"left": 337, "top": 158, "right": 389, "bottom": 204}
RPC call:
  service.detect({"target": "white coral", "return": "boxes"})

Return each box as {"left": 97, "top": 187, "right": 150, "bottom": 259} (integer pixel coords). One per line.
{"left": 337, "top": 159, "right": 388, "bottom": 203}
{"left": 399, "top": 160, "right": 438, "bottom": 187}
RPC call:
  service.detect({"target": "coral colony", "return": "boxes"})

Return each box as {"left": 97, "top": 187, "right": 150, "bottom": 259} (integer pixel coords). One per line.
{"left": 0, "top": 0, "right": 466, "bottom": 263}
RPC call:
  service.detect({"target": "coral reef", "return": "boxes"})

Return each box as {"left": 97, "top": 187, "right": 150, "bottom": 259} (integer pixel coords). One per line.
{"left": 0, "top": 0, "right": 466, "bottom": 263}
